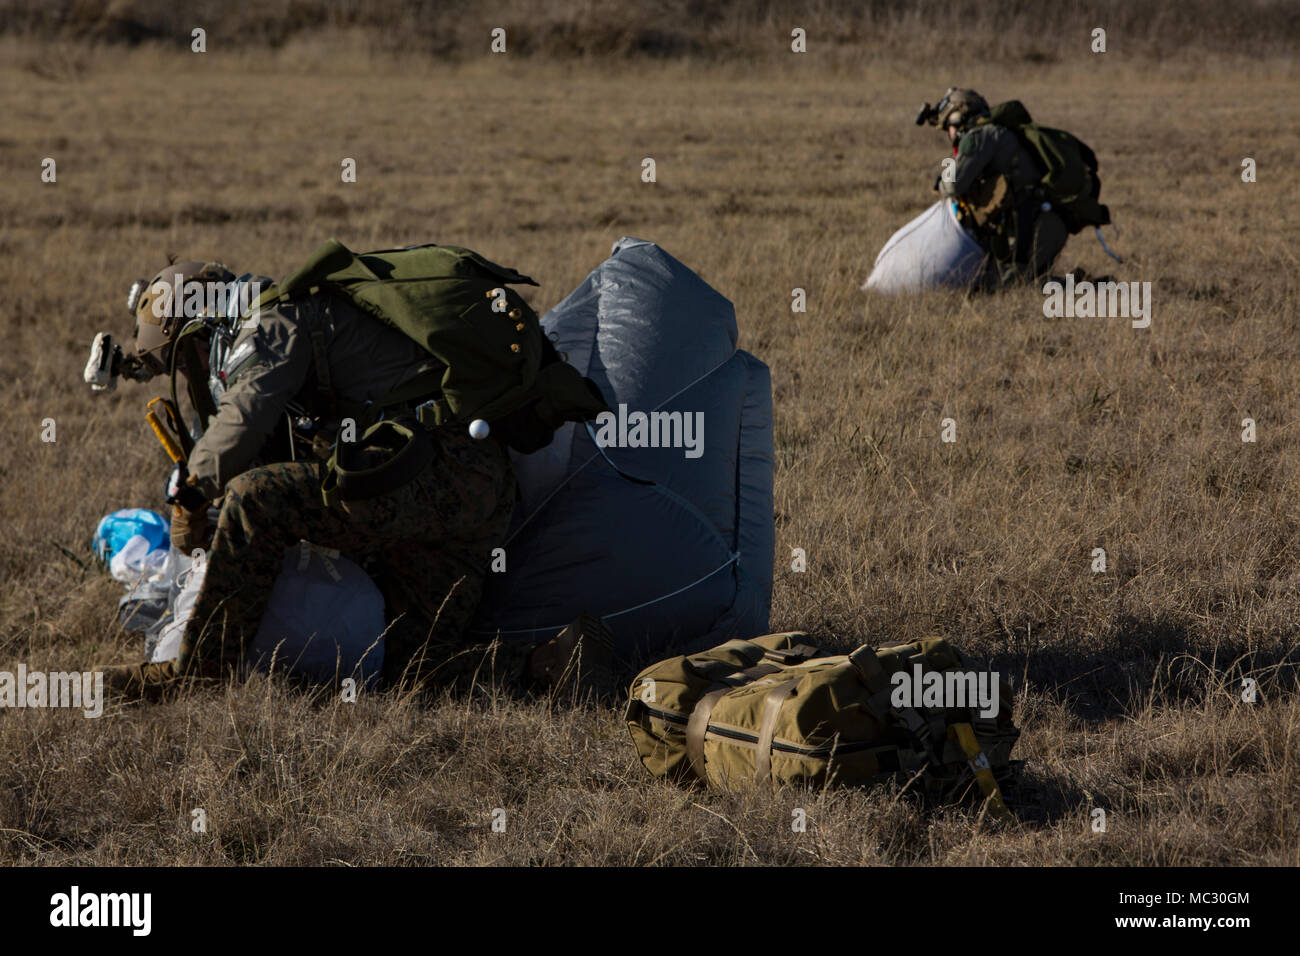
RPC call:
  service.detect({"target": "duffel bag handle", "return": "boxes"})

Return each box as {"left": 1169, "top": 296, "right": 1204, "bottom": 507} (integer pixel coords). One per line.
{"left": 762, "top": 644, "right": 821, "bottom": 665}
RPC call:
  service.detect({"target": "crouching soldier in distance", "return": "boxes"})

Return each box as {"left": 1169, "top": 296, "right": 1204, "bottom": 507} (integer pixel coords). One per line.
{"left": 101, "top": 243, "right": 609, "bottom": 698}
{"left": 919, "top": 87, "right": 1073, "bottom": 290}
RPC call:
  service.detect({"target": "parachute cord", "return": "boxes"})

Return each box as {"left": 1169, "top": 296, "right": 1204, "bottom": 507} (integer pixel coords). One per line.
{"left": 1095, "top": 226, "right": 1124, "bottom": 264}
{"left": 468, "top": 553, "right": 740, "bottom": 637}
{"left": 585, "top": 421, "right": 655, "bottom": 485}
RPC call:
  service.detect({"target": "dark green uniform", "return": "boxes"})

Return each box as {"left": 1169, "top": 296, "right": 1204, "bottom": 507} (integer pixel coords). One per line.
{"left": 940, "top": 122, "right": 1067, "bottom": 287}
{"left": 180, "top": 292, "right": 527, "bottom": 688}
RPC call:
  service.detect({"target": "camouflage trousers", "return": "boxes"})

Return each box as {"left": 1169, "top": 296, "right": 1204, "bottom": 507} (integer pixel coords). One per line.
{"left": 980, "top": 206, "right": 1068, "bottom": 289}
{"left": 180, "top": 426, "right": 527, "bottom": 689}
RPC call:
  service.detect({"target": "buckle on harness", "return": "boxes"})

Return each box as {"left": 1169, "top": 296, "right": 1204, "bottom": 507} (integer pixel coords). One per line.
{"left": 414, "top": 396, "right": 451, "bottom": 428}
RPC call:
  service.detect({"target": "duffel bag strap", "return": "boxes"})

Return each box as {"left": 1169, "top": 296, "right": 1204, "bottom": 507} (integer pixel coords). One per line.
{"left": 848, "top": 644, "right": 935, "bottom": 752}
{"left": 754, "top": 678, "right": 801, "bottom": 784}
{"left": 685, "top": 687, "right": 729, "bottom": 782}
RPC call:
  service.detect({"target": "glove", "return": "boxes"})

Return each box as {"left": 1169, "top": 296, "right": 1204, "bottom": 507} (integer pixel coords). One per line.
{"left": 170, "top": 504, "right": 210, "bottom": 556}
{"left": 170, "top": 489, "right": 212, "bottom": 556}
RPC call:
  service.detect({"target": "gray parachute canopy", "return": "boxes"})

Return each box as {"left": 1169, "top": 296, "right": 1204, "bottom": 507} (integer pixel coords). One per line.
{"left": 471, "top": 237, "right": 774, "bottom": 661}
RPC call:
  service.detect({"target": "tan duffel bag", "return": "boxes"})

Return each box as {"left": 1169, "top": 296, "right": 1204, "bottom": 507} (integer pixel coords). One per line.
{"left": 625, "top": 632, "right": 1019, "bottom": 816}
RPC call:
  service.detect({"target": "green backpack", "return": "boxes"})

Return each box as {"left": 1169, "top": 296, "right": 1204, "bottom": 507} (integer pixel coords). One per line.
{"left": 254, "top": 239, "right": 608, "bottom": 453}
{"left": 626, "top": 632, "right": 1020, "bottom": 816}
{"left": 987, "top": 100, "right": 1110, "bottom": 234}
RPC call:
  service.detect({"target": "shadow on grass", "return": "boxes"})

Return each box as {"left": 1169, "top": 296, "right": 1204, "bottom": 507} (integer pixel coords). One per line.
{"left": 1003, "top": 763, "right": 1092, "bottom": 827}
{"left": 984, "top": 614, "right": 1300, "bottom": 723}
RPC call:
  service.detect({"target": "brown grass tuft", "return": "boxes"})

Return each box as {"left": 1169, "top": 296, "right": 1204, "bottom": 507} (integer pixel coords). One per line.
{"left": 0, "top": 21, "right": 1297, "bottom": 864}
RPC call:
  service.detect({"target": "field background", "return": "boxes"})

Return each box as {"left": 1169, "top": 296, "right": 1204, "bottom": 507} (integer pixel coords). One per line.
{"left": 1, "top": 0, "right": 1298, "bottom": 865}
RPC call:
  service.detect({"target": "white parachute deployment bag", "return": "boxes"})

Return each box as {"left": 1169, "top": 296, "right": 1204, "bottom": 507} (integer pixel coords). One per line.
{"left": 862, "top": 200, "right": 987, "bottom": 293}
{"left": 150, "top": 541, "right": 385, "bottom": 686}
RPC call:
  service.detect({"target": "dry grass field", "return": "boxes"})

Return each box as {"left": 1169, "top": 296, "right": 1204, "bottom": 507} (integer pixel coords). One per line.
{"left": 1, "top": 2, "right": 1299, "bottom": 865}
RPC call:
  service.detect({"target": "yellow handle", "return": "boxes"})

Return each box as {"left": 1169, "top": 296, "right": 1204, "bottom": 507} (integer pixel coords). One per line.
{"left": 950, "top": 722, "right": 1014, "bottom": 823}
{"left": 146, "top": 399, "right": 185, "bottom": 463}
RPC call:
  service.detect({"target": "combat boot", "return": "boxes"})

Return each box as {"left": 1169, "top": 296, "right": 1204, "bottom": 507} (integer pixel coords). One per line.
{"left": 526, "top": 612, "right": 618, "bottom": 698}
{"left": 99, "top": 659, "right": 195, "bottom": 701}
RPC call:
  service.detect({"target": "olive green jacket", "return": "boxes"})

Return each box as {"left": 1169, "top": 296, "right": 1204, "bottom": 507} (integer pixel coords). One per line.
{"left": 939, "top": 122, "right": 1042, "bottom": 201}
{"left": 188, "top": 294, "right": 438, "bottom": 499}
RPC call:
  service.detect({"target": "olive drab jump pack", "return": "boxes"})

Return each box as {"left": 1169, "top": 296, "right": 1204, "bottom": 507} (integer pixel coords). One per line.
{"left": 626, "top": 632, "right": 1020, "bottom": 815}
{"left": 253, "top": 239, "right": 609, "bottom": 454}
{"left": 986, "top": 100, "right": 1109, "bottom": 234}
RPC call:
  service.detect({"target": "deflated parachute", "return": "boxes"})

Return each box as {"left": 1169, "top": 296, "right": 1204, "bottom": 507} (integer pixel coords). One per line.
{"left": 471, "top": 238, "right": 775, "bottom": 661}
{"left": 862, "top": 200, "right": 987, "bottom": 293}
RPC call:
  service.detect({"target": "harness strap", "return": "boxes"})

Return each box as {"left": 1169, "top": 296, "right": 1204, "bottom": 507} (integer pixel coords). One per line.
{"left": 167, "top": 324, "right": 214, "bottom": 442}
{"left": 302, "top": 296, "right": 338, "bottom": 422}
{"left": 379, "top": 367, "right": 445, "bottom": 409}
